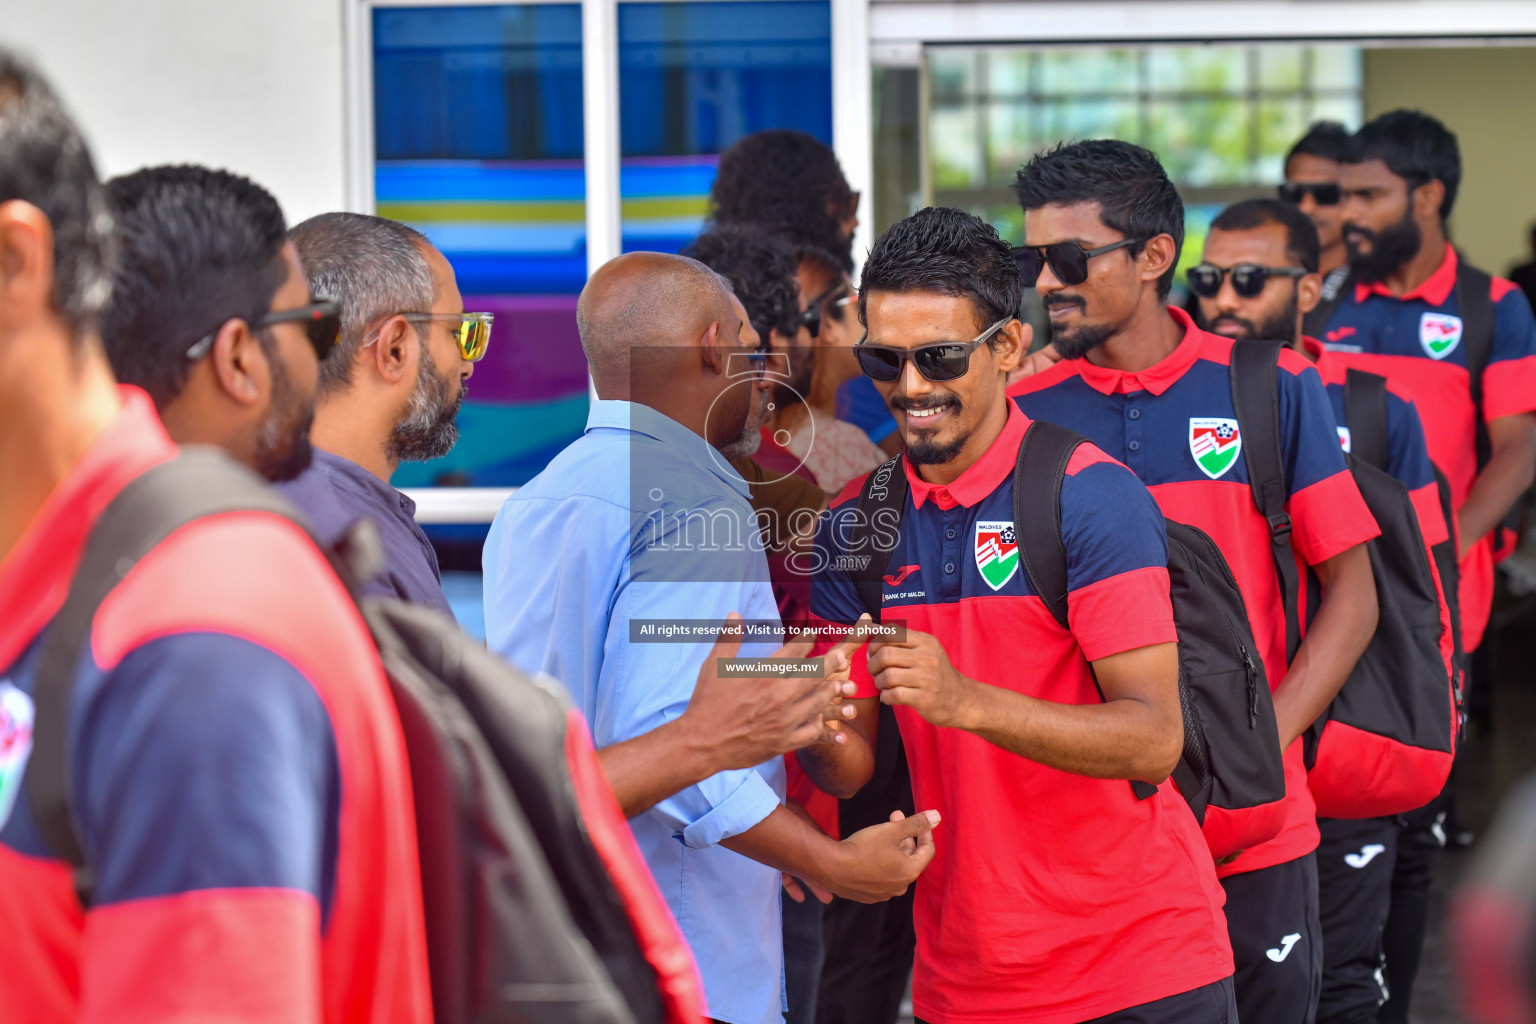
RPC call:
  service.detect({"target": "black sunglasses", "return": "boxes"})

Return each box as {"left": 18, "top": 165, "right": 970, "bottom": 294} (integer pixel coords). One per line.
{"left": 1186, "top": 263, "right": 1308, "bottom": 300}
{"left": 1278, "top": 181, "right": 1341, "bottom": 207}
{"left": 1012, "top": 237, "right": 1149, "bottom": 288}
{"left": 797, "top": 282, "right": 852, "bottom": 339}
{"left": 186, "top": 300, "right": 341, "bottom": 362}
{"left": 855, "top": 317, "right": 1011, "bottom": 383}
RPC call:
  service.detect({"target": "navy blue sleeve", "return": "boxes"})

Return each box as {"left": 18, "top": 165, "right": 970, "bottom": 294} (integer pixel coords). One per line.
{"left": 70, "top": 634, "right": 340, "bottom": 924}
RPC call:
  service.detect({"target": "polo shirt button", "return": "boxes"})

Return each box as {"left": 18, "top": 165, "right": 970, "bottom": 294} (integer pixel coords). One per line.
{"left": 936, "top": 490, "right": 951, "bottom": 504}
{"left": 1128, "top": 440, "right": 1141, "bottom": 452}
{"left": 1128, "top": 408, "right": 1141, "bottom": 420}
{"left": 945, "top": 527, "right": 956, "bottom": 540}
{"left": 944, "top": 562, "right": 956, "bottom": 574}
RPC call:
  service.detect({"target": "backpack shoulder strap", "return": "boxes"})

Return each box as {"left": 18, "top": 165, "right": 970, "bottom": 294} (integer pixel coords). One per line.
{"left": 1456, "top": 258, "right": 1495, "bottom": 407}
{"left": 1230, "top": 340, "right": 1303, "bottom": 662}
{"left": 25, "top": 449, "right": 307, "bottom": 898}
{"left": 1013, "top": 419, "right": 1159, "bottom": 801}
{"left": 850, "top": 455, "right": 909, "bottom": 622}
{"left": 1012, "top": 419, "right": 1085, "bottom": 630}
{"left": 1344, "top": 368, "right": 1390, "bottom": 472}
{"left": 1302, "top": 270, "right": 1352, "bottom": 339}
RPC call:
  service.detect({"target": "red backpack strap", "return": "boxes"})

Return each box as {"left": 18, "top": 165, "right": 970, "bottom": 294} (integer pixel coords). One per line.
{"left": 561, "top": 709, "right": 705, "bottom": 1023}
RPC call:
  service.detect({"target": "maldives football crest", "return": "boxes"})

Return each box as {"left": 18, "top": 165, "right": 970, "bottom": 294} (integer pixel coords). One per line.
{"left": 974, "top": 521, "right": 1019, "bottom": 591}
{"left": 1420, "top": 312, "right": 1462, "bottom": 359}
{"left": 1189, "top": 418, "right": 1242, "bottom": 479}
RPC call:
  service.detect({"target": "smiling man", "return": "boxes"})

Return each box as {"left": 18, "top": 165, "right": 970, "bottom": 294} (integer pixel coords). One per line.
{"left": 1009, "top": 140, "right": 1380, "bottom": 1024}
{"left": 808, "top": 207, "right": 1235, "bottom": 1024}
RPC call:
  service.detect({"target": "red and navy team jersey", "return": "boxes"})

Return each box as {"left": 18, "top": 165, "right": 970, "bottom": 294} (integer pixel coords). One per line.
{"left": 1318, "top": 244, "right": 1536, "bottom": 650}
{"left": 1301, "top": 336, "right": 1448, "bottom": 549}
{"left": 1010, "top": 308, "right": 1380, "bottom": 879}
{"left": 811, "top": 402, "right": 1232, "bottom": 1024}
{"left": 0, "top": 390, "right": 432, "bottom": 1023}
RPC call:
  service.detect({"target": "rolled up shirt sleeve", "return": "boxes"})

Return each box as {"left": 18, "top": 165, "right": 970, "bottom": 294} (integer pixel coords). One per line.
{"left": 596, "top": 540, "right": 785, "bottom": 847}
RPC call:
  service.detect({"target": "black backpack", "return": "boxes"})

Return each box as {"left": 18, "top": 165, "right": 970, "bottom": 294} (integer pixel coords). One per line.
{"left": 849, "top": 425, "right": 1287, "bottom": 859}
{"left": 1230, "top": 343, "right": 1456, "bottom": 820}
{"left": 24, "top": 450, "right": 698, "bottom": 1024}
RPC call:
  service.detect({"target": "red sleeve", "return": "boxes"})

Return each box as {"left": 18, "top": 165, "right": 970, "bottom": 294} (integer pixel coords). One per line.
{"left": 1288, "top": 471, "right": 1381, "bottom": 566}
{"left": 1482, "top": 355, "right": 1536, "bottom": 423}
{"left": 81, "top": 889, "right": 320, "bottom": 1022}
{"left": 1068, "top": 567, "right": 1178, "bottom": 663}
{"left": 810, "top": 613, "right": 877, "bottom": 698}
{"left": 1409, "top": 481, "right": 1450, "bottom": 549}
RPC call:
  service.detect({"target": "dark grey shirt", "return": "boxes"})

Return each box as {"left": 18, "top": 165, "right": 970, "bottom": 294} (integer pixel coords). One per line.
{"left": 277, "top": 449, "right": 454, "bottom": 616}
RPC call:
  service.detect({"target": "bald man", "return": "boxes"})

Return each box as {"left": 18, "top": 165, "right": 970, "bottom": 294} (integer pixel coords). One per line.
{"left": 484, "top": 253, "right": 939, "bottom": 1024}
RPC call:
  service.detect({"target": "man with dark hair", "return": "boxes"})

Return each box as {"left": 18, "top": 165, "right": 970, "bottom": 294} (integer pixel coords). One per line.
{"left": 101, "top": 165, "right": 326, "bottom": 483}
{"left": 1011, "top": 140, "right": 1381, "bottom": 1024}
{"left": 1317, "top": 107, "right": 1536, "bottom": 1024}
{"left": 1283, "top": 121, "right": 1353, "bottom": 296}
{"left": 1195, "top": 198, "right": 1451, "bottom": 1024}
{"left": 709, "top": 129, "right": 859, "bottom": 270}
{"left": 278, "top": 212, "right": 480, "bottom": 614}
{"left": 808, "top": 206, "right": 1235, "bottom": 1023}
{"left": 0, "top": 52, "right": 433, "bottom": 1021}
{"left": 485, "top": 250, "right": 940, "bottom": 1024}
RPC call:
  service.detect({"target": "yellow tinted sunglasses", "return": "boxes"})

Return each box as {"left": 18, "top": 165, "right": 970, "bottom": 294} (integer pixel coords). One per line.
{"left": 403, "top": 312, "right": 494, "bottom": 362}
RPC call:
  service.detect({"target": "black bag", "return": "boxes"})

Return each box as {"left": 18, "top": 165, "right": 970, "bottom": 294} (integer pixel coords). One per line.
{"left": 1230, "top": 344, "right": 1455, "bottom": 820}
{"left": 848, "top": 430, "right": 1287, "bottom": 859}
{"left": 24, "top": 449, "right": 696, "bottom": 1024}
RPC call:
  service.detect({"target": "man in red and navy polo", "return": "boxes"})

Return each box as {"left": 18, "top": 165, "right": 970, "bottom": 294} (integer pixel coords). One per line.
{"left": 1010, "top": 141, "right": 1381, "bottom": 1024}
{"left": 1316, "top": 111, "right": 1536, "bottom": 1024}
{"left": 806, "top": 207, "right": 1235, "bottom": 1024}
{"left": 1321, "top": 110, "right": 1536, "bottom": 658}
{"left": 0, "top": 55, "right": 431, "bottom": 1023}
{"left": 1195, "top": 197, "right": 1453, "bottom": 1024}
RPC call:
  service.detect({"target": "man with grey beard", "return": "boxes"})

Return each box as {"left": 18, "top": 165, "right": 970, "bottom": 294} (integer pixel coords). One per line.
{"left": 278, "top": 212, "right": 484, "bottom": 614}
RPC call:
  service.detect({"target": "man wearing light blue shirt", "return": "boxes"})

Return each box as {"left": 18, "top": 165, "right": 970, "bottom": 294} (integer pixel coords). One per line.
{"left": 485, "top": 253, "right": 939, "bottom": 1024}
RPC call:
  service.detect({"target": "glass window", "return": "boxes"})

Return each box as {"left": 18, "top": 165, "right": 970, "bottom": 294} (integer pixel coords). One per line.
{"left": 921, "top": 41, "right": 1364, "bottom": 298}
{"left": 617, "top": 0, "right": 833, "bottom": 255}
{"left": 373, "top": 4, "right": 590, "bottom": 489}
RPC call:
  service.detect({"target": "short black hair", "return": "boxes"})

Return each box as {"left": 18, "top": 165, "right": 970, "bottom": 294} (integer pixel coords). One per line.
{"left": 0, "top": 49, "right": 115, "bottom": 338}
{"left": 681, "top": 224, "right": 800, "bottom": 342}
{"left": 1013, "top": 140, "right": 1184, "bottom": 299}
{"left": 1344, "top": 109, "right": 1461, "bottom": 220}
{"left": 709, "top": 130, "right": 854, "bottom": 271}
{"left": 1286, "top": 121, "right": 1351, "bottom": 168}
{"left": 859, "top": 207, "right": 1020, "bottom": 333}
{"left": 1210, "top": 198, "right": 1321, "bottom": 274}
{"left": 101, "top": 165, "right": 289, "bottom": 408}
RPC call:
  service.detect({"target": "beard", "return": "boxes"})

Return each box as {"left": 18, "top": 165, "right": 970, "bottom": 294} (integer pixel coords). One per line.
{"left": 718, "top": 385, "right": 766, "bottom": 460}
{"left": 389, "top": 340, "right": 463, "bottom": 463}
{"left": 253, "top": 343, "right": 315, "bottom": 483}
{"left": 1205, "top": 292, "right": 1300, "bottom": 344}
{"left": 1345, "top": 209, "right": 1422, "bottom": 283}
{"left": 1043, "top": 293, "right": 1114, "bottom": 360}
{"left": 890, "top": 391, "right": 965, "bottom": 466}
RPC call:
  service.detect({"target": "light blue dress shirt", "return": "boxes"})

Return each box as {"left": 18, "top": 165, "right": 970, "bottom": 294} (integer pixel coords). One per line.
{"left": 483, "top": 399, "right": 786, "bottom": 1024}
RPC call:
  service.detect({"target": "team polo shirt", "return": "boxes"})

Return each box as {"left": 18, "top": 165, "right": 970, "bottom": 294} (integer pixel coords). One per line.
{"left": 1010, "top": 307, "right": 1380, "bottom": 878}
{"left": 811, "top": 402, "right": 1232, "bottom": 1024}
{"left": 1300, "top": 336, "right": 1448, "bottom": 549}
{"left": 0, "top": 389, "right": 431, "bottom": 1023}
{"left": 1318, "top": 244, "right": 1536, "bottom": 650}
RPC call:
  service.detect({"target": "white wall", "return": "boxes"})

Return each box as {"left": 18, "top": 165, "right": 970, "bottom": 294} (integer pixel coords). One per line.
{"left": 6, "top": 0, "right": 351, "bottom": 225}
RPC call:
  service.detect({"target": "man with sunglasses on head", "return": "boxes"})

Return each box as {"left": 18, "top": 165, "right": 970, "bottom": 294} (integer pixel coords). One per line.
{"left": 5, "top": 76, "right": 430, "bottom": 1021}
{"left": 1009, "top": 140, "right": 1381, "bottom": 1024}
{"left": 808, "top": 206, "right": 1236, "bottom": 1024}
{"left": 276, "top": 212, "right": 483, "bottom": 615}
{"left": 1314, "top": 108, "right": 1536, "bottom": 1024}
{"left": 1281, "top": 121, "right": 1353, "bottom": 312}
{"left": 1194, "top": 197, "right": 1451, "bottom": 1024}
